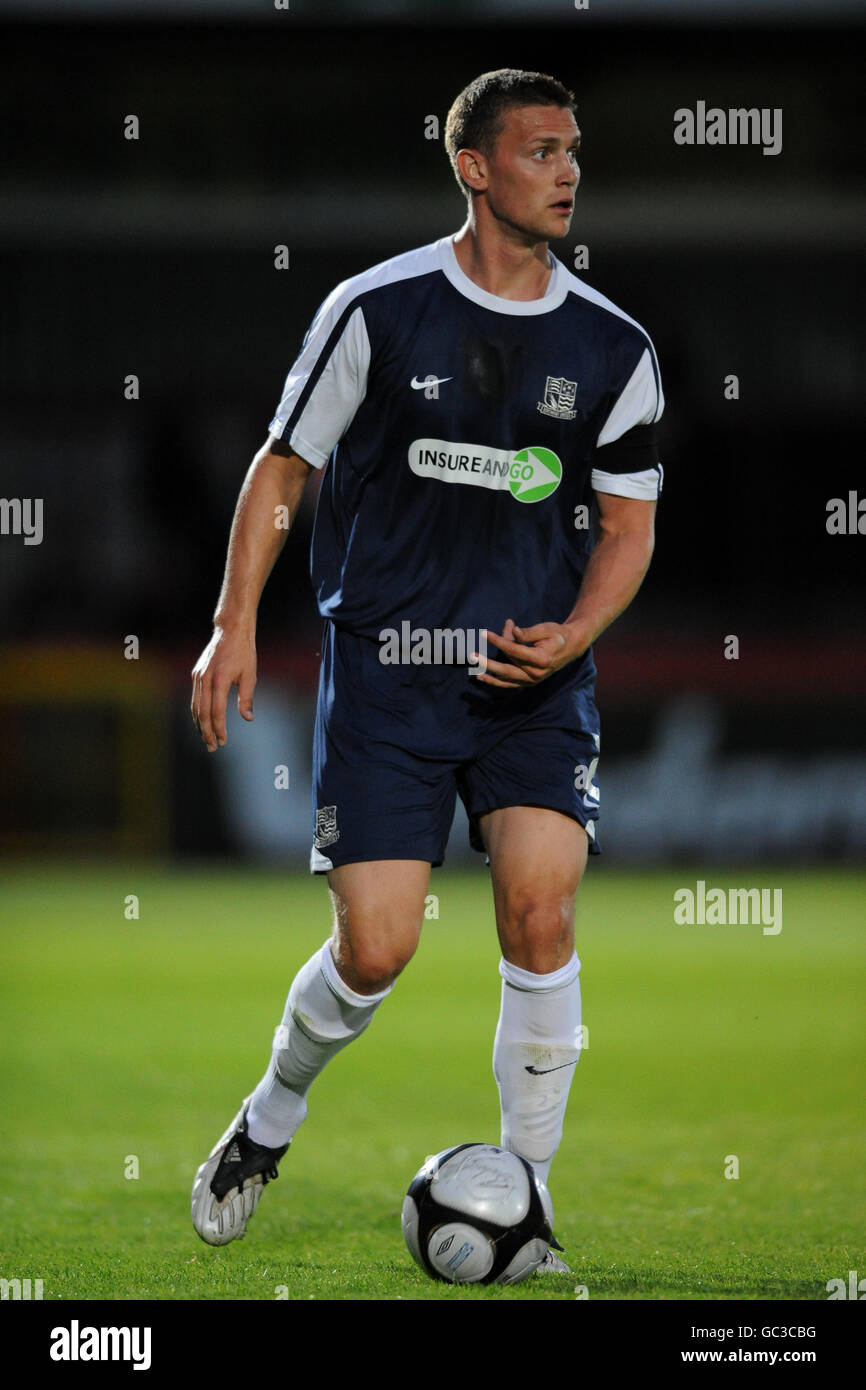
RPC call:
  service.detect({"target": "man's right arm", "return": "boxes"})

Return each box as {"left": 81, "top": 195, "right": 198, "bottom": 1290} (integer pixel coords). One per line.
{"left": 190, "top": 438, "right": 313, "bottom": 752}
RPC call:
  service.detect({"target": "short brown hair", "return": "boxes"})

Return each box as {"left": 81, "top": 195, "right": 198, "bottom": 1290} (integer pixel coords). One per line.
{"left": 445, "top": 68, "right": 577, "bottom": 199}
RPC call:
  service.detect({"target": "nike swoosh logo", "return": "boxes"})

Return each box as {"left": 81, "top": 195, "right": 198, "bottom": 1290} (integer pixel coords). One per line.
{"left": 410, "top": 375, "right": 452, "bottom": 389}
{"left": 524, "top": 1060, "right": 579, "bottom": 1076}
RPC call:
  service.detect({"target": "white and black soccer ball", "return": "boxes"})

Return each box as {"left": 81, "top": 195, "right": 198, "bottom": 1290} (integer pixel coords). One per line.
{"left": 401, "top": 1143, "right": 554, "bottom": 1285}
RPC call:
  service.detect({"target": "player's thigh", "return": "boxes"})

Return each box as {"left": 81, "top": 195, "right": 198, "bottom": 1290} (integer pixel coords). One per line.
{"left": 327, "top": 858, "right": 431, "bottom": 993}
{"left": 481, "top": 806, "right": 588, "bottom": 972}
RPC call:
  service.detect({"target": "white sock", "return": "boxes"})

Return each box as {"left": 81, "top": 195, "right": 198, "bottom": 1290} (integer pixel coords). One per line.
{"left": 246, "top": 941, "right": 392, "bottom": 1148}
{"left": 493, "top": 952, "right": 582, "bottom": 1187}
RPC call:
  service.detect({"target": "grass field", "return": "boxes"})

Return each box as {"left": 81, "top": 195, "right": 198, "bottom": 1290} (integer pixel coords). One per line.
{"left": 0, "top": 862, "right": 863, "bottom": 1302}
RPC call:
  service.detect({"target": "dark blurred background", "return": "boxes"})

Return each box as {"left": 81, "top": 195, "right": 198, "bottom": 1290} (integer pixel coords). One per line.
{"left": 1, "top": 0, "right": 864, "bottom": 864}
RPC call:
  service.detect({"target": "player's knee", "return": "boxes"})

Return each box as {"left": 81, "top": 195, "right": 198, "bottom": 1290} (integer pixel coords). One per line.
{"left": 331, "top": 933, "right": 417, "bottom": 994}
{"left": 497, "top": 890, "right": 574, "bottom": 972}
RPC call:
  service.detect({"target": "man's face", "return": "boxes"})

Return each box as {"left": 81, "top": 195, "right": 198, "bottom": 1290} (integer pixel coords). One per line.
{"left": 471, "top": 104, "right": 581, "bottom": 242}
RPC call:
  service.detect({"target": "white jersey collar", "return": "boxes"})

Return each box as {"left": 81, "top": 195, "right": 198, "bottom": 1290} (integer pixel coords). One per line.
{"left": 438, "top": 234, "right": 568, "bottom": 316}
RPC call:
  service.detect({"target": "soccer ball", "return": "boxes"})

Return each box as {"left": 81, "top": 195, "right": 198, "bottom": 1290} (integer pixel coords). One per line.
{"left": 401, "top": 1143, "right": 554, "bottom": 1285}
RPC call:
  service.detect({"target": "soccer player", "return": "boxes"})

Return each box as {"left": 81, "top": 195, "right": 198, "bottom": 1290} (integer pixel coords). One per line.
{"left": 190, "top": 69, "right": 663, "bottom": 1271}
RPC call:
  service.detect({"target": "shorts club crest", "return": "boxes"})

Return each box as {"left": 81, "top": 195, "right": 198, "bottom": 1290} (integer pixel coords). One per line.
{"left": 314, "top": 805, "right": 339, "bottom": 849}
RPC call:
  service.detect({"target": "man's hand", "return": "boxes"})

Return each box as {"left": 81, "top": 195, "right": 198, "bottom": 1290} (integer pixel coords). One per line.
{"left": 475, "top": 617, "right": 589, "bottom": 689}
{"left": 476, "top": 494, "right": 657, "bottom": 690}
{"left": 191, "top": 625, "right": 257, "bottom": 752}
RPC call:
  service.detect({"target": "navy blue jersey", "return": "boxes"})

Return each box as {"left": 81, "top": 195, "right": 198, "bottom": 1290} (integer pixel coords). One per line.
{"left": 269, "top": 234, "right": 663, "bottom": 643}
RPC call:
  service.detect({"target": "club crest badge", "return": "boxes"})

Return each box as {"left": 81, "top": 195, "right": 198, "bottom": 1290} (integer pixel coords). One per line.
{"left": 537, "top": 375, "right": 578, "bottom": 420}
{"left": 314, "top": 805, "right": 340, "bottom": 848}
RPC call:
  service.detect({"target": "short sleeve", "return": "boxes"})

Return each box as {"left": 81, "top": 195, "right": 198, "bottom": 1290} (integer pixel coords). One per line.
{"left": 592, "top": 344, "right": 664, "bottom": 500}
{"left": 268, "top": 290, "right": 371, "bottom": 469}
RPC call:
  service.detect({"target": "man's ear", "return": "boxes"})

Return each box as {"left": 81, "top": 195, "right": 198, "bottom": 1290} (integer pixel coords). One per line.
{"left": 457, "top": 147, "right": 487, "bottom": 192}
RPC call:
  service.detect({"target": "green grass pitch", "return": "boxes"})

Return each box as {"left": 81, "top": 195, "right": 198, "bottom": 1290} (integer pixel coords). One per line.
{"left": 0, "top": 863, "right": 863, "bottom": 1301}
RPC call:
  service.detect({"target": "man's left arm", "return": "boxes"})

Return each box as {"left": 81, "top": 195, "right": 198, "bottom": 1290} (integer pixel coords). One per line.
{"left": 476, "top": 492, "right": 655, "bottom": 688}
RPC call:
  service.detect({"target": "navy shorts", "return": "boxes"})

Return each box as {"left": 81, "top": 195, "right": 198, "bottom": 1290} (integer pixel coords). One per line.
{"left": 310, "top": 622, "right": 601, "bottom": 872}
